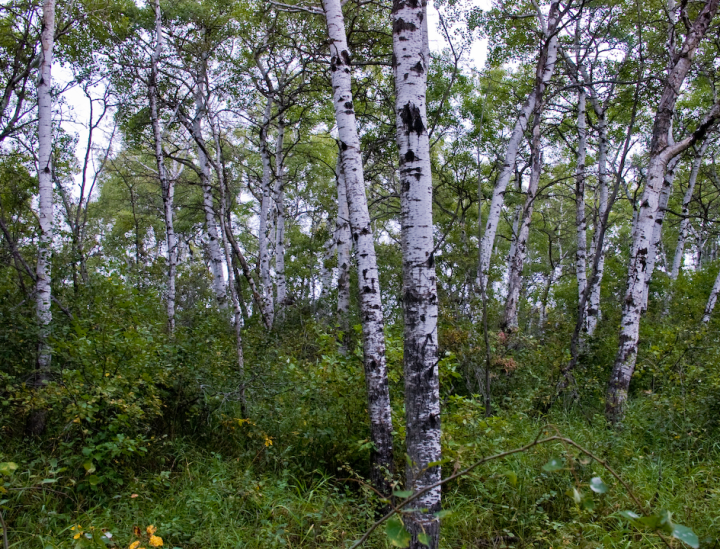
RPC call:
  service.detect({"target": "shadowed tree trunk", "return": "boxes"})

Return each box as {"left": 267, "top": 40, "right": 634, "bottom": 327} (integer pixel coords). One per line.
{"left": 335, "top": 152, "right": 351, "bottom": 347}
{"left": 392, "top": 1, "right": 441, "bottom": 547}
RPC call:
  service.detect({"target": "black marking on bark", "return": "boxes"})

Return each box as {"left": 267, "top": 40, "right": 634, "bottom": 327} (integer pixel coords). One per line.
{"left": 392, "top": 53, "right": 397, "bottom": 69}
{"left": 363, "top": 285, "right": 373, "bottom": 293}
{"left": 410, "top": 61, "right": 424, "bottom": 73}
{"left": 43, "top": 166, "right": 51, "bottom": 173}
{"left": 341, "top": 50, "right": 352, "bottom": 66}
{"left": 340, "top": 141, "right": 348, "bottom": 151}
{"left": 402, "top": 179, "right": 410, "bottom": 193}
{"left": 393, "top": 18, "right": 417, "bottom": 34}
{"left": 400, "top": 102, "right": 425, "bottom": 136}
{"left": 427, "top": 252, "right": 434, "bottom": 268}
{"left": 344, "top": 101, "right": 354, "bottom": 110}
{"left": 405, "top": 149, "right": 415, "bottom": 162}
{"left": 392, "top": 0, "right": 420, "bottom": 12}
{"left": 330, "top": 56, "right": 338, "bottom": 72}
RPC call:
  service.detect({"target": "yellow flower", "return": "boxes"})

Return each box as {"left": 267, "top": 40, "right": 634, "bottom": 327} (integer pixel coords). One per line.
{"left": 129, "top": 541, "right": 141, "bottom": 549}
{"left": 263, "top": 434, "right": 273, "bottom": 447}
{"left": 74, "top": 533, "right": 82, "bottom": 540}
{"left": 149, "top": 535, "right": 163, "bottom": 547}
{"left": 146, "top": 525, "right": 157, "bottom": 535}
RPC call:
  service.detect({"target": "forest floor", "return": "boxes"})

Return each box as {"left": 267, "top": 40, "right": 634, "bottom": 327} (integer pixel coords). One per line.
{"left": 4, "top": 398, "right": 719, "bottom": 549}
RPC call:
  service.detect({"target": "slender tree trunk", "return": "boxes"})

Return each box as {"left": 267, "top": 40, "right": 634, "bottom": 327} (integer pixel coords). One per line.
{"left": 193, "top": 89, "right": 227, "bottom": 308}
{"left": 504, "top": 119, "right": 542, "bottom": 331}
{"left": 274, "top": 120, "right": 287, "bottom": 317}
{"left": 575, "top": 87, "right": 588, "bottom": 325}
{"left": 392, "top": 2, "right": 441, "bottom": 547}
{"left": 28, "top": 0, "right": 55, "bottom": 436}
{"left": 212, "top": 119, "right": 246, "bottom": 415}
{"left": 321, "top": 0, "right": 394, "bottom": 496}
{"left": 477, "top": 1, "right": 560, "bottom": 289}
{"left": 336, "top": 153, "right": 351, "bottom": 343}
{"left": 606, "top": 0, "right": 720, "bottom": 424}
{"left": 671, "top": 138, "right": 710, "bottom": 279}
{"left": 258, "top": 98, "right": 275, "bottom": 328}
{"left": 702, "top": 267, "right": 720, "bottom": 323}
{"left": 586, "top": 111, "right": 609, "bottom": 335}
{"left": 148, "top": 0, "right": 176, "bottom": 334}
{"left": 641, "top": 153, "right": 680, "bottom": 309}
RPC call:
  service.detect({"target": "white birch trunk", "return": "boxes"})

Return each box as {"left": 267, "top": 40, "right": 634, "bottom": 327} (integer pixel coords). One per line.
{"left": 336, "top": 156, "right": 352, "bottom": 343}
{"left": 318, "top": 234, "right": 336, "bottom": 301}
{"left": 193, "top": 90, "right": 227, "bottom": 308}
{"left": 606, "top": 0, "right": 720, "bottom": 423}
{"left": 321, "top": 0, "right": 394, "bottom": 496}
{"left": 504, "top": 120, "right": 542, "bottom": 330}
{"left": 29, "top": 0, "right": 55, "bottom": 435}
{"left": 641, "top": 154, "right": 679, "bottom": 309}
{"left": 148, "top": 0, "right": 176, "bottom": 333}
{"left": 477, "top": 1, "right": 560, "bottom": 289}
{"left": 586, "top": 111, "right": 609, "bottom": 335}
{"left": 671, "top": 138, "right": 710, "bottom": 279}
{"left": 212, "top": 119, "right": 246, "bottom": 413}
{"left": 258, "top": 98, "right": 275, "bottom": 328}
{"left": 392, "top": 2, "right": 441, "bottom": 546}
{"left": 702, "top": 267, "right": 720, "bottom": 323}
{"left": 274, "top": 121, "right": 287, "bottom": 316}
{"left": 575, "top": 87, "right": 588, "bottom": 321}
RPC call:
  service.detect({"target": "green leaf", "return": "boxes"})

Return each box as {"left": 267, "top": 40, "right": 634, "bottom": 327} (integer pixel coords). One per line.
{"left": 41, "top": 478, "right": 57, "bottom": 484}
{"left": 572, "top": 487, "right": 582, "bottom": 504}
{"left": 618, "top": 510, "right": 641, "bottom": 521}
{"left": 0, "top": 463, "right": 18, "bottom": 477}
{"left": 393, "top": 490, "right": 413, "bottom": 498}
{"left": 542, "top": 458, "right": 564, "bottom": 472}
{"left": 87, "top": 475, "right": 101, "bottom": 486}
{"left": 83, "top": 461, "right": 96, "bottom": 474}
{"left": 417, "top": 533, "right": 431, "bottom": 547}
{"left": 671, "top": 524, "right": 699, "bottom": 548}
{"left": 386, "top": 517, "right": 411, "bottom": 548}
{"left": 505, "top": 471, "right": 517, "bottom": 487}
{"left": 589, "top": 476, "right": 608, "bottom": 493}
{"left": 434, "top": 510, "right": 452, "bottom": 519}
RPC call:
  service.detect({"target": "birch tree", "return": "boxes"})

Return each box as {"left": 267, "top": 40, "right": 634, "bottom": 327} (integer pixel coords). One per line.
{"left": 477, "top": 0, "right": 562, "bottom": 290}
{"left": 606, "top": 0, "right": 720, "bottom": 424}
{"left": 392, "top": 0, "right": 441, "bottom": 546}
{"left": 28, "top": 0, "right": 55, "bottom": 435}
{"left": 320, "top": 0, "right": 395, "bottom": 496}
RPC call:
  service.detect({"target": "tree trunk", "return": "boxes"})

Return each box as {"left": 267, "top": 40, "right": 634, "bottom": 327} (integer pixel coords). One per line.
{"left": 641, "top": 153, "right": 680, "bottom": 310}
{"left": 586, "top": 111, "right": 609, "bottom": 335}
{"left": 477, "top": 0, "right": 560, "bottom": 289}
{"left": 212, "top": 118, "right": 247, "bottom": 415}
{"left": 504, "top": 119, "right": 542, "bottom": 331}
{"left": 606, "top": 0, "right": 720, "bottom": 424}
{"left": 671, "top": 138, "right": 710, "bottom": 279}
{"left": 321, "top": 0, "right": 394, "bottom": 497}
{"left": 575, "top": 87, "right": 588, "bottom": 325}
{"left": 193, "top": 88, "right": 227, "bottom": 308}
{"left": 336, "top": 153, "right": 351, "bottom": 342}
{"left": 258, "top": 98, "right": 275, "bottom": 328}
{"left": 274, "top": 120, "right": 287, "bottom": 317}
{"left": 392, "top": 2, "right": 441, "bottom": 547}
{"left": 29, "top": 0, "right": 55, "bottom": 436}
{"left": 702, "top": 267, "right": 720, "bottom": 323}
{"left": 148, "top": 0, "right": 177, "bottom": 334}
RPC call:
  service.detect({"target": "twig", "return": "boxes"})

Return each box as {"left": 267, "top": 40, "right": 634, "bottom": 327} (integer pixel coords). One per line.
{"left": 0, "top": 509, "right": 8, "bottom": 549}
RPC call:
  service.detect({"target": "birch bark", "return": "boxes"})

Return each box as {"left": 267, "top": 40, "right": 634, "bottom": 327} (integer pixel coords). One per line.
{"left": 148, "top": 0, "right": 177, "bottom": 333}
{"left": 606, "top": 0, "right": 720, "bottom": 424}
{"left": 671, "top": 138, "right": 711, "bottom": 279}
{"left": 477, "top": 1, "right": 560, "bottom": 289}
{"left": 702, "top": 267, "right": 720, "bottom": 323}
{"left": 274, "top": 120, "right": 287, "bottom": 316}
{"left": 504, "top": 119, "right": 543, "bottom": 330}
{"left": 335, "top": 154, "right": 351, "bottom": 339}
{"left": 574, "top": 87, "right": 588, "bottom": 320}
{"left": 29, "top": 0, "right": 55, "bottom": 435}
{"left": 321, "top": 0, "right": 394, "bottom": 496}
{"left": 193, "top": 88, "right": 227, "bottom": 308}
{"left": 641, "top": 153, "right": 680, "bottom": 309}
{"left": 258, "top": 98, "right": 275, "bottom": 328}
{"left": 392, "top": 1, "right": 441, "bottom": 546}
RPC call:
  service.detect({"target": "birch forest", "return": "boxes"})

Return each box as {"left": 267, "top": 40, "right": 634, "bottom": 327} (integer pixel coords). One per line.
{"left": 3, "top": 0, "right": 720, "bottom": 547}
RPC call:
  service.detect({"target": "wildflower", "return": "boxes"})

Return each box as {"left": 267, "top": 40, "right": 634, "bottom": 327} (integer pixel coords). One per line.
{"left": 129, "top": 541, "right": 141, "bottom": 549}
{"left": 149, "top": 535, "right": 163, "bottom": 547}
{"left": 146, "top": 525, "right": 157, "bottom": 535}
{"left": 133, "top": 526, "right": 142, "bottom": 536}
